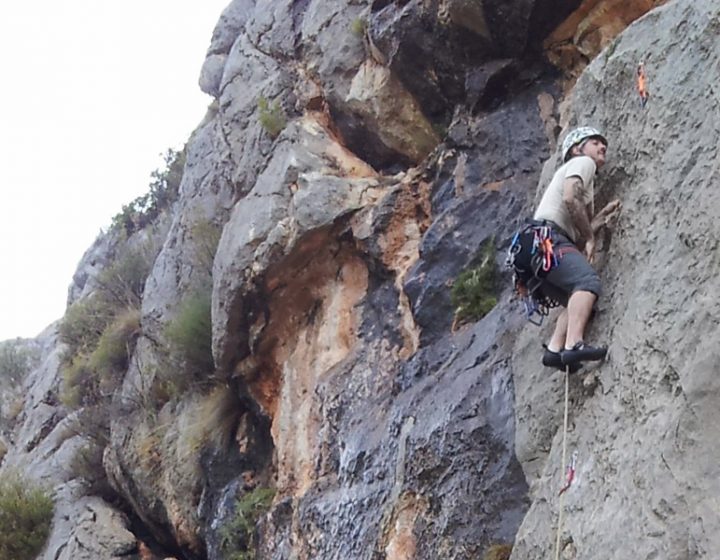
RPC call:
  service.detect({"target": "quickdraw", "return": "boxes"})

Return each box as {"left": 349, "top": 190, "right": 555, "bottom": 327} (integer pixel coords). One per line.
{"left": 558, "top": 450, "right": 578, "bottom": 496}
{"left": 637, "top": 61, "right": 650, "bottom": 108}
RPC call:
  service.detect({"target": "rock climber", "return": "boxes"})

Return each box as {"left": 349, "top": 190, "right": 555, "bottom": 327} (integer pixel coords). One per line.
{"left": 532, "top": 126, "right": 621, "bottom": 370}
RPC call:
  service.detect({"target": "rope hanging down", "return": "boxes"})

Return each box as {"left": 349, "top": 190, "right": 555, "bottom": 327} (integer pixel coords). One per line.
{"left": 554, "top": 367, "right": 570, "bottom": 560}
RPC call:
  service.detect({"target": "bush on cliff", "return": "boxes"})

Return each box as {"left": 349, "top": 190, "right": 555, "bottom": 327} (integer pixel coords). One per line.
{"left": 189, "top": 215, "right": 223, "bottom": 276}
{"left": 59, "top": 297, "right": 116, "bottom": 359}
{"left": 181, "top": 384, "right": 242, "bottom": 458}
{"left": 59, "top": 241, "right": 151, "bottom": 408}
{"left": 89, "top": 308, "right": 141, "bottom": 391}
{"left": 220, "top": 487, "right": 275, "bottom": 560}
{"left": 0, "top": 340, "right": 37, "bottom": 382}
{"left": 60, "top": 308, "right": 141, "bottom": 409}
{"left": 60, "top": 355, "right": 94, "bottom": 408}
{"left": 451, "top": 238, "right": 498, "bottom": 325}
{"left": 165, "top": 289, "right": 214, "bottom": 378}
{"left": 0, "top": 473, "right": 54, "bottom": 560}
{"left": 257, "top": 96, "right": 286, "bottom": 139}
{"left": 111, "top": 147, "right": 186, "bottom": 236}
{"left": 95, "top": 245, "right": 154, "bottom": 309}
{"left": 350, "top": 17, "right": 367, "bottom": 37}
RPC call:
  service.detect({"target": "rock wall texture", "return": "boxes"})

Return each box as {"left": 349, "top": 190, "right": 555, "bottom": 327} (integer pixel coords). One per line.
{"left": 512, "top": 1, "right": 720, "bottom": 558}
{"left": 0, "top": 1, "right": 714, "bottom": 559}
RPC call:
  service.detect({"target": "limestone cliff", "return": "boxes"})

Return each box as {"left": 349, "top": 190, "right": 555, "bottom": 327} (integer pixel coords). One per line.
{"left": 0, "top": 1, "right": 716, "bottom": 559}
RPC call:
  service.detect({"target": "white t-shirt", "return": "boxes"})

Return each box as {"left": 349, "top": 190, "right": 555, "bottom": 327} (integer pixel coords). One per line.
{"left": 533, "top": 156, "right": 596, "bottom": 243}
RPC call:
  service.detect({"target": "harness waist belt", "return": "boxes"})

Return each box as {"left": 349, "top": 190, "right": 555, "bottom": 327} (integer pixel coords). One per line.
{"left": 527, "top": 219, "right": 574, "bottom": 243}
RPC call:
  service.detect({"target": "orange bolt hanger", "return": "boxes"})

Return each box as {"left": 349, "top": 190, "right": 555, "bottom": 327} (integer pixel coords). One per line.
{"left": 637, "top": 61, "right": 650, "bottom": 108}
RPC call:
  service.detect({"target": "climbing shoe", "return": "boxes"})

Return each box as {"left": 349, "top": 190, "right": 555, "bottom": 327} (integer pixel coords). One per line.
{"left": 560, "top": 342, "right": 607, "bottom": 366}
{"left": 542, "top": 345, "right": 581, "bottom": 373}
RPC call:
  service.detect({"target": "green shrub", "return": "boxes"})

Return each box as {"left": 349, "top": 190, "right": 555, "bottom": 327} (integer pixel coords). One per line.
{"left": 111, "top": 147, "right": 186, "bottom": 235}
{"left": 60, "top": 309, "right": 140, "bottom": 409}
{"left": 484, "top": 543, "right": 513, "bottom": 560}
{"left": 0, "top": 473, "right": 54, "bottom": 560}
{"left": 149, "top": 148, "right": 185, "bottom": 209}
{"left": 350, "top": 17, "right": 367, "bottom": 37}
{"left": 59, "top": 297, "right": 115, "bottom": 358}
{"left": 60, "top": 243, "right": 151, "bottom": 360}
{"left": 89, "top": 308, "right": 141, "bottom": 392}
{"left": 60, "top": 355, "right": 94, "bottom": 409}
{"left": 165, "top": 290, "right": 214, "bottom": 377}
{"left": 95, "top": 247, "right": 153, "bottom": 309}
{"left": 0, "top": 341, "right": 36, "bottom": 382}
{"left": 451, "top": 239, "right": 498, "bottom": 324}
{"left": 70, "top": 442, "right": 103, "bottom": 483}
{"left": 190, "top": 217, "right": 222, "bottom": 276}
{"left": 257, "top": 96, "right": 286, "bottom": 139}
{"left": 181, "top": 384, "right": 241, "bottom": 456}
{"left": 220, "top": 487, "right": 275, "bottom": 560}
{"left": 59, "top": 243, "right": 150, "bottom": 408}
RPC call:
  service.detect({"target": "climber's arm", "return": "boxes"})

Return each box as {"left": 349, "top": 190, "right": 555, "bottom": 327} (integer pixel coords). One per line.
{"left": 562, "top": 176, "right": 593, "bottom": 253}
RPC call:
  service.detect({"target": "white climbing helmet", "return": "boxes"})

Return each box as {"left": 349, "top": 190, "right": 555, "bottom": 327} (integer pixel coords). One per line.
{"left": 561, "top": 126, "right": 608, "bottom": 162}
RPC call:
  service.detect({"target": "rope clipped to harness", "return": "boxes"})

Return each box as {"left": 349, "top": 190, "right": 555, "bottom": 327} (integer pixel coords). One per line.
{"left": 506, "top": 223, "right": 561, "bottom": 324}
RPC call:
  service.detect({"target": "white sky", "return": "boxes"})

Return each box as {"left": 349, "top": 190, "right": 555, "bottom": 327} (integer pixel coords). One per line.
{"left": 0, "top": 1, "right": 230, "bottom": 341}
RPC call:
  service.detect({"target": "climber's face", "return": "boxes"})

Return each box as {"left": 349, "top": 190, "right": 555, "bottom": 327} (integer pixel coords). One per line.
{"left": 579, "top": 137, "right": 607, "bottom": 169}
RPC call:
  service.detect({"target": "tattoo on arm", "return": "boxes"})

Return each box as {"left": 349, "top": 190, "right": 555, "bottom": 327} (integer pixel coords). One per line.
{"left": 563, "top": 177, "right": 593, "bottom": 244}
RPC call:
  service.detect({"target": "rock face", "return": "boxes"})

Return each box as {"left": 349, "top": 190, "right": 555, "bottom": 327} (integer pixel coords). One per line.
{"left": 0, "top": 1, "right": 703, "bottom": 559}
{"left": 511, "top": 2, "right": 720, "bottom": 558}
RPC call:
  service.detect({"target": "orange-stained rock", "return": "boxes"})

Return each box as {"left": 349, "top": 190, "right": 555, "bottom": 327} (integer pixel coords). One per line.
{"left": 383, "top": 493, "right": 429, "bottom": 560}
{"left": 545, "top": 0, "right": 668, "bottom": 83}
{"left": 373, "top": 172, "right": 432, "bottom": 358}
{"left": 245, "top": 231, "right": 369, "bottom": 496}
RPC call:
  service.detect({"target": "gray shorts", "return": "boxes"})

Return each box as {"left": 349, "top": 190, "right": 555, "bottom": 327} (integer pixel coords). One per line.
{"left": 540, "top": 232, "right": 602, "bottom": 307}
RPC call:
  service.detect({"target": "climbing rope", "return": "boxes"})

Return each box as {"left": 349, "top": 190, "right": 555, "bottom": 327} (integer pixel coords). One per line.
{"left": 554, "top": 366, "right": 570, "bottom": 560}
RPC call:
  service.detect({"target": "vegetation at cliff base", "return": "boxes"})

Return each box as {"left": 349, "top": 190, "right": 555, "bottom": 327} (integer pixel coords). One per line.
{"left": 220, "top": 487, "right": 276, "bottom": 560}
{"left": 0, "top": 473, "right": 54, "bottom": 560}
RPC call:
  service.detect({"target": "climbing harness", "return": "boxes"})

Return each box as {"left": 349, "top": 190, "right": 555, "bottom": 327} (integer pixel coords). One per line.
{"left": 506, "top": 222, "right": 562, "bottom": 325}
{"left": 637, "top": 61, "right": 650, "bottom": 108}
{"left": 553, "top": 367, "right": 571, "bottom": 560}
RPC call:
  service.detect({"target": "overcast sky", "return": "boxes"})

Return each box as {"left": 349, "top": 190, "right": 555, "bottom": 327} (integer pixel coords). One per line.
{"left": 0, "top": 1, "right": 230, "bottom": 341}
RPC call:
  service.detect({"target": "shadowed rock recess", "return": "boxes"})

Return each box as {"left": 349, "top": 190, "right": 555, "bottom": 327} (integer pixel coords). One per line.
{"left": 0, "top": 1, "right": 715, "bottom": 559}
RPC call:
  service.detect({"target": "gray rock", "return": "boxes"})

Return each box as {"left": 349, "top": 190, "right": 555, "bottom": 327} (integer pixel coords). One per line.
{"left": 0, "top": 1, "right": 694, "bottom": 559}
{"left": 511, "top": 1, "right": 720, "bottom": 558}
{"left": 199, "top": 53, "right": 227, "bottom": 98}
{"left": 213, "top": 114, "right": 381, "bottom": 371}
{"left": 208, "top": 0, "right": 256, "bottom": 55}
{"left": 67, "top": 231, "right": 119, "bottom": 306}
{"left": 41, "top": 482, "right": 137, "bottom": 560}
